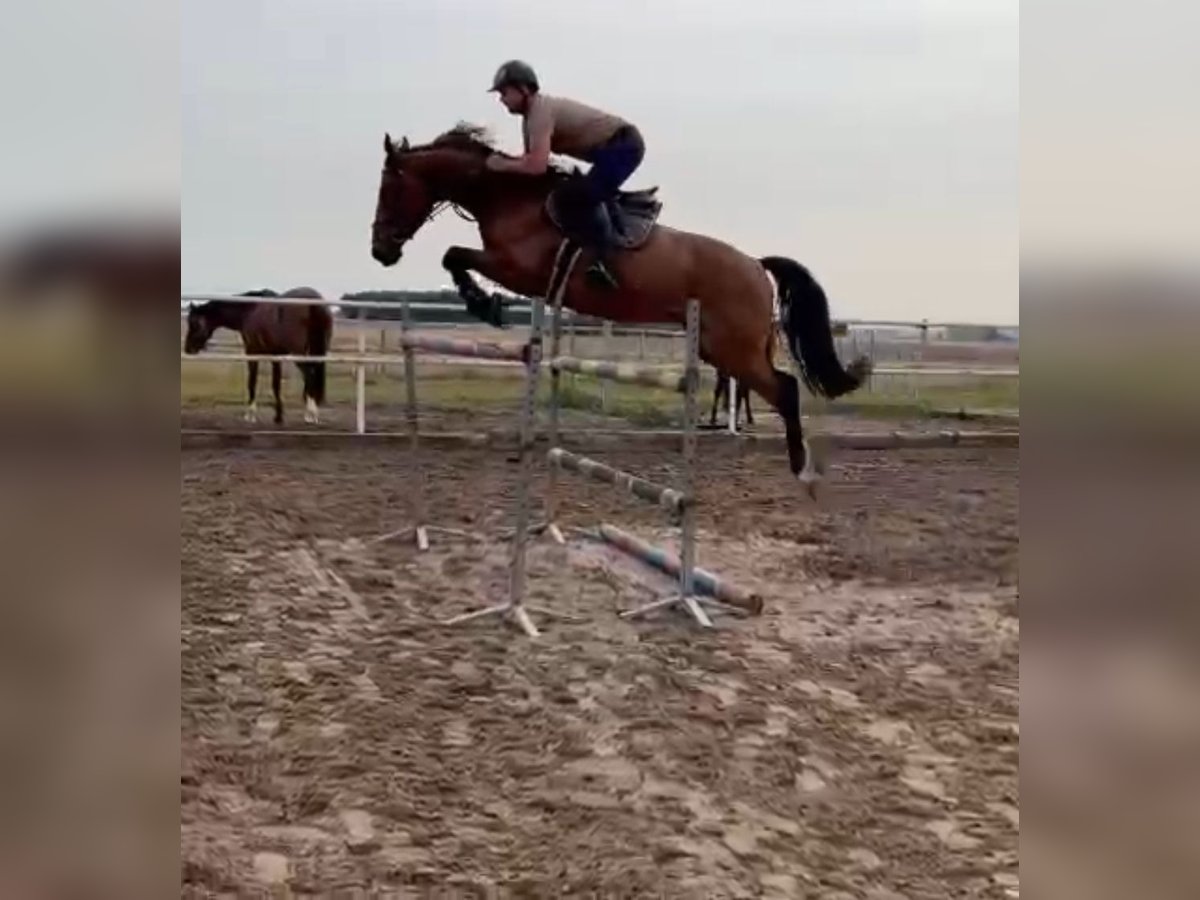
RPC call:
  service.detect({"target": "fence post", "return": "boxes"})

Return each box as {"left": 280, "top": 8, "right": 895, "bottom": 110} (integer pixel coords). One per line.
{"left": 728, "top": 377, "right": 738, "bottom": 435}
{"left": 356, "top": 324, "right": 367, "bottom": 434}
{"left": 868, "top": 329, "right": 876, "bottom": 393}
{"left": 545, "top": 282, "right": 568, "bottom": 543}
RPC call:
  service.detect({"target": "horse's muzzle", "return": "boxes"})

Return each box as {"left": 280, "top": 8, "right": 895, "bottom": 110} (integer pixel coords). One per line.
{"left": 372, "top": 243, "right": 403, "bottom": 267}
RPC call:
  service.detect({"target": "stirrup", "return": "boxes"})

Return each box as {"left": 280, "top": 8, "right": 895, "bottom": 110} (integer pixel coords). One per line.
{"left": 585, "top": 260, "right": 619, "bottom": 290}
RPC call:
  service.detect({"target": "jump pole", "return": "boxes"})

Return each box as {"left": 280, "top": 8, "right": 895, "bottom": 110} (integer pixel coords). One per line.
{"left": 372, "top": 298, "right": 539, "bottom": 552}
{"left": 598, "top": 524, "right": 763, "bottom": 616}
{"left": 545, "top": 275, "right": 568, "bottom": 545}
{"left": 442, "top": 242, "right": 582, "bottom": 637}
{"left": 356, "top": 323, "right": 367, "bottom": 435}
{"left": 402, "top": 298, "right": 429, "bottom": 550}
{"left": 542, "top": 294, "right": 741, "bottom": 627}
{"left": 617, "top": 299, "right": 713, "bottom": 627}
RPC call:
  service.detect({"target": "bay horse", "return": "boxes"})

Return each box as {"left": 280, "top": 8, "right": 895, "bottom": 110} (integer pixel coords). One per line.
{"left": 183, "top": 287, "right": 332, "bottom": 425}
{"left": 369, "top": 124, "right": 869, "bottom": 485}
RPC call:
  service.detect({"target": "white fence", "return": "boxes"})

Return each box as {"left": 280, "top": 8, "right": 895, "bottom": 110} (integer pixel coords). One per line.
{"left": 182, "top": 293, "right": 1018, "bottom": 433}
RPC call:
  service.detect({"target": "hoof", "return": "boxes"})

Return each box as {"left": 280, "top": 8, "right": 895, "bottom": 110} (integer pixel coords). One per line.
{"left": 796, "top": 436, "right": 830, "bottom": 499}
{"left": 797, "top": 464, "right": 822, "bottom": 500}
{"left": 806, "top": 435, "right": 831, "bottom": 476}
{"left": 243, "top": 405, "right": 258, "bottom": 423}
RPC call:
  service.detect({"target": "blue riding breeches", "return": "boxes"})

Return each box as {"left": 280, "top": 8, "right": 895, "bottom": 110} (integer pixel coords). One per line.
{"left": 580, "top": 125, "right": 646, "bottom": 205}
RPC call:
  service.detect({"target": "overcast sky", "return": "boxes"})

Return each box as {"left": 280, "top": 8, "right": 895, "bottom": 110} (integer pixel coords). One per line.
{"left": 173, "top": 0, "right": 1018, "bottom": 323}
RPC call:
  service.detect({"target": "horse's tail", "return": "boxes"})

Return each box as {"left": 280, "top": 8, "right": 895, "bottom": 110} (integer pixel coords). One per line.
{"left": 306, "top": 305, "right": 332, "bottom": 404}
{"left": 759, "top": 256, "right": 870, "bottom": 399}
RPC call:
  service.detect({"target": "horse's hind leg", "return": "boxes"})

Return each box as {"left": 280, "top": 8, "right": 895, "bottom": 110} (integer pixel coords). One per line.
{"left": 245, "top": 361, "right": 259, "bottom": 422}
{"left": 774, "top": 369, "right": 825, "bottom": 492}
{"left": 741, "top": 382, "right": 754, "bottom": 426}
{"left": 727, "top": 353, "right": 824, "bottom": 494}
{"left": 710, "top": 373, "right": 726, "bottom": 426}
{"left": 271, "top": 361, "right": 283, "bottom": 425}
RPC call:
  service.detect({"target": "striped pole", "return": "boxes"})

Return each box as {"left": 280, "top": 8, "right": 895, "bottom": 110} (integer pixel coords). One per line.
{"left": 548, "top": 448, "right": 687, "bottom": 518}
{"left": 600, "top": 524, "right": 763, "bottom": 616}
{"left": 676, "top": 299, "right": 708, "bottom": 625}
{"left": 399, "top": 333, "right": 526, "bottom": 362}
{"left": 549, "top": 357, "right": 687, "bottom": 392}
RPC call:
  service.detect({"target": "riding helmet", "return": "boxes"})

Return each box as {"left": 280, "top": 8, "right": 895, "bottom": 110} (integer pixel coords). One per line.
{"left": 489, "top": 59, "right": 539, "bottom": 93}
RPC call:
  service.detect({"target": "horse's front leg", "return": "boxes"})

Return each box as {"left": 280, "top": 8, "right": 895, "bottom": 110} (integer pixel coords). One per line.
{"left": 442, "top": 246, "right": 507, "bottom": 328}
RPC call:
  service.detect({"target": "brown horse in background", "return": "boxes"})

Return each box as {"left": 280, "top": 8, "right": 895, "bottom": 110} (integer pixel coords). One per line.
{"left": 370, "top": 124, "right": 869, "bottom": 487}
{"left": 711, "top": 370, "right": 753, "bottom": 430}
{"left": 184, "top": 287, "right": 332, "bottom": 425}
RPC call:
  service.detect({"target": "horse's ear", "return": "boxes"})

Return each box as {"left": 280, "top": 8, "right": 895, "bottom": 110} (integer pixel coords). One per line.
{"left": 400, "top": 135, "right": 410, "bottom": 151}
{"left": 384, "top": 133, "right": 394, "bottom": 155}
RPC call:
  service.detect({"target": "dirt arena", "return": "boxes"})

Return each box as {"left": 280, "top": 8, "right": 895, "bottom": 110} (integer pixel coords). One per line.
{"left": 182, "top": 428, "right": 1018, "bottom": 897}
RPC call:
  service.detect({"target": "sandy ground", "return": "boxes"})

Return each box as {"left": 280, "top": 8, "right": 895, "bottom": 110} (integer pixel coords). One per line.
{"left": 182, "top": 431, "right": 1018, "bottom": 897}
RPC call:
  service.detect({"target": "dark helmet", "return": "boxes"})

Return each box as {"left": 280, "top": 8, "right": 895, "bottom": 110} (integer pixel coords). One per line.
{"left": 489, "top": 59, "right": 539, "bottom": 93}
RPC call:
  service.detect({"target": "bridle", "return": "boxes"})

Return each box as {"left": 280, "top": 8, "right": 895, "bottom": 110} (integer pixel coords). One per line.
{"left": 376, "top": 165, "right": 479, "bottom": 251}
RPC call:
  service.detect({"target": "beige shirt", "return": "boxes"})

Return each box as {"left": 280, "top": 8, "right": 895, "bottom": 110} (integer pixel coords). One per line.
{"left": 522, "top": 94, "right": 628, "bottom": 160}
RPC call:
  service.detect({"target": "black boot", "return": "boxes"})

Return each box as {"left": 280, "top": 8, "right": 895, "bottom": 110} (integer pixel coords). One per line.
{"left": 582, "top": 203, "right": 620, "bottom": 290}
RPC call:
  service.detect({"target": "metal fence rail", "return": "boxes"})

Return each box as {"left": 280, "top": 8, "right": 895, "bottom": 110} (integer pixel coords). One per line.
{"left": 182, "top": 292, "right": 1019, "bottom": 433}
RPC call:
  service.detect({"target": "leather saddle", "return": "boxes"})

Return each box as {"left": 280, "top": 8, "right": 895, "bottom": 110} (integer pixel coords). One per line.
{"left": 545, "top": 180, "right": 663, "bottom": 251}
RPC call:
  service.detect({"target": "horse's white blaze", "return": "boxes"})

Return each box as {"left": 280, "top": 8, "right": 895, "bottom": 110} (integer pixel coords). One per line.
{"left": 244, "top": 401, "right": 258, "bottom": 423}
{"left": 304, "top": 396, "right": 319, "bottom": 424}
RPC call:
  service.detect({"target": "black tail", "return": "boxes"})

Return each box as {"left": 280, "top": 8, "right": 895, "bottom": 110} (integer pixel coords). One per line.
{"left": 760, "top": 255, "right": 869, "bottom": 399}
{"left": 305, "top": 306, "right": 332, "bottom": 404}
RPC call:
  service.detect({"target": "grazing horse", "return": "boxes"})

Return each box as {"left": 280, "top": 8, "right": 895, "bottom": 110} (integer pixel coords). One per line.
{"left": 183, "top": 287, "right": 332, "bottom": 425}
{"left": 711, "top": 370, "right": 753, "bottom": 430}
{"left": 369, "top": 124, "right": 869, "bottom": 486}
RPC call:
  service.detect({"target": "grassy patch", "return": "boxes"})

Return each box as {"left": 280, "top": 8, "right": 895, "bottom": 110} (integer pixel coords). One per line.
{"left": 181, "top": 357, "right": 1019, "bottom": 421}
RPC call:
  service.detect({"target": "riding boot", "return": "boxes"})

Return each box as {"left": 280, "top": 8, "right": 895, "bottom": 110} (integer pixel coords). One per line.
{"left": 582, "top": 202, "right": 620, "bottom": 290}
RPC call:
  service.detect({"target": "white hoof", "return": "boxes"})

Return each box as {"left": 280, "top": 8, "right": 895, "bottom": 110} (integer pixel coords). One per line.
{"left": 303, "top": 398, "right": 319, "bottom": 425}
{"left": 243, "top": 403, "right": 258, "bottom": 423}
{"left": 796, "top": 438, "right": 826, "bottom": 499}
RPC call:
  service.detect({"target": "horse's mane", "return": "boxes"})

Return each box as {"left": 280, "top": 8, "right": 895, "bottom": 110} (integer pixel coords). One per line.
{"left": 428, "top": 121, "right": 496, "bottom": 152}
{"left": 421, "top": 121, "right": 573, "bottom": 179}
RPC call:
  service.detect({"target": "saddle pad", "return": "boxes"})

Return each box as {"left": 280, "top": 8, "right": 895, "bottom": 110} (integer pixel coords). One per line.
{"left": 545, "top": 186, "right": 663, "bottom": 251}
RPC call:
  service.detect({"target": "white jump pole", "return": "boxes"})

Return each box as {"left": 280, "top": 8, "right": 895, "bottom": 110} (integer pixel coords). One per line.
{"left": 402, "top": 299, "right": 428, "bottom": 550}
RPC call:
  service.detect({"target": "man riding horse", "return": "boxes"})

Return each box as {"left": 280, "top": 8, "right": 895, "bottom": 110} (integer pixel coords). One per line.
{"left": 369, "top": 70, "right": 870, "bottom": 489}
{"left": 486, "top": 59, "right": 644, "bottom": 291}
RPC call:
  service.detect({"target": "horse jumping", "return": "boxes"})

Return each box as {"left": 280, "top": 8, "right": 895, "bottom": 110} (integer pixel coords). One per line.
{"left": 369, "top": 124, "right": 869, "bottom": 485}
{"left": 183, "top": 287, "right": 332, "bottom": 425}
